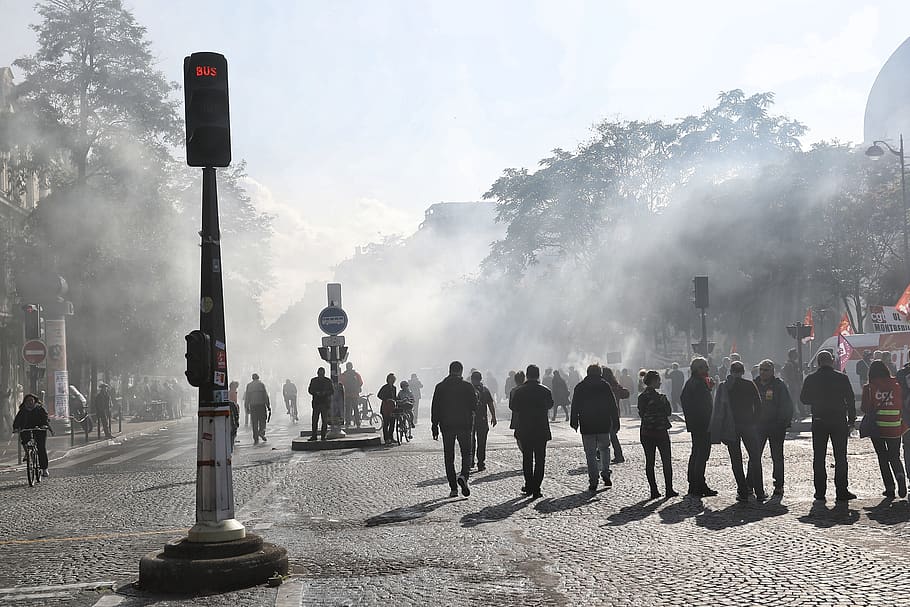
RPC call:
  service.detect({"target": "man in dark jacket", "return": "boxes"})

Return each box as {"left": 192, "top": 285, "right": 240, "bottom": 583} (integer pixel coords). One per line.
{"left": 13, "top": 394, "right": 52, "bottom": 476}
{"left": 665, "top": 363, "right": 685, "bottom": 412}
{"left": 469, "top": 371, "right": 497, "bottom": 471}
{"left": 307, "top": 368, "right": 333, "bottom": 442}
{"left": 680, "top": 357, "right": 717, "bottom": 497}
{"left": 800, "top": 350, "right": 857, "bottom": 502}
{"left": 94, "top": 383, "right": 114, "bottom": 439}
{"left": 431, "top": 361, "right": 478, "bottom": 497}
{"left": 550, "top": 370, "right": 570, "bottom": 422}
{"left": 570, "top": 364, "right": 618, "bottom": 492}
{"left": 754, "top": 359, "right": 793, "bottom": 497}
{"left": 245, "top": 373, "right": 272, "bottom": 445}
{"left": 721, "top": 362, "right": 765, "bottom": 501}
{"left": 510, "top": 364, "right": 554, "bottom": 499}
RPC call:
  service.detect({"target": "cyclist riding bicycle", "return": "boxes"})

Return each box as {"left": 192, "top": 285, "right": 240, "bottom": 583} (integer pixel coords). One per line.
{"left": 13, "top": 394, "right": 53, "bottom": 477}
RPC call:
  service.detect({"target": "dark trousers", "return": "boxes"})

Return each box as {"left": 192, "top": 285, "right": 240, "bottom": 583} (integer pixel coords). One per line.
{"left": 21, "top": 432, "right": 48, "bottom": 469}
{"left": 413, "top": 398, "right": 420, "bottom": 423}
{"left": 759, "top": 426, "right": 786, "bottom": 490}
{"left": 687, "top": 430, "right": 712, "bottom": 492}
{"left": 641, "top": 432, "right": 672, "bottom": 492}
{"left": 611, "top": 429, "right": 624, "bottom": 460}
{"left": 381, "top": 413, "right": 395, "bottom": 442}
{"left": 728, "top": 426, "right": 764, "bottom": 495}
{"left": 442, "top": 427, "right": 471, "bottom": 489}
{"left": 96, "top": 405, "right": 112, "bottom": 438}
{"left": 251, "top": 406, "right": 268, "bottom": 442}
{"left": 520, "top": 439, "right": 547, "bottom": 493}
{"left": 471, "top": 417, "right": 489, "bottom": 466}
{"left": 311, "top": 406, "right": 327, "bottom": 440}
{"left": 811, "top": 419, "right": 849, "bottom": 498}
{"left": 551, "top": 403, "right": 569, "bottom": 421}
{"left": 345, "top": 396, "right": 360, "bottom": 427}
{"left": 872, "top": 437, "right": 905, "bottom": 491}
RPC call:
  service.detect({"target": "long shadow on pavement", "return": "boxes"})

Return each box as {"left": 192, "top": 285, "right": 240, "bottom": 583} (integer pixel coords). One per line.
{"left": 657, "top": 496, "right": 707, "bottom": 524}
{"left": 461, "top": 496, "right": 534, "bottom": 528}
{"left": 365, "top": 497, "right": 455, "bottom": 527}
{"left": 863, "top": 498, "right": 910, "bottom": 526}
{"left": 470, "top": 469, "right": 523, "bottom": 484}
{"left": 797, "top": 501, "right": 860, "bottom": 528}
{"left": 603, "top": 498, "right": 668, "bottom": 526}
{"left": 534, "top": 490, "right": 599, "bottom": 514}
{"left": 694, "top": 501, "right": 789, "bottom": 531}
{"left": 415, "top": 476, "right": 450, "bottom": 487}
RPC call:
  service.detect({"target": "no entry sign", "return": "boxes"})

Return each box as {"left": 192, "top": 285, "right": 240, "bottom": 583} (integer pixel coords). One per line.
{"left": 22, "top": 339, "right": 47, "bottom": 365}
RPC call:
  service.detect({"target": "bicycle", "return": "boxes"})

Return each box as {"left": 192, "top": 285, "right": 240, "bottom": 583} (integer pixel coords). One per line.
{"left": 392, "top": 405, "right": 413, "bottom": 445}
{"left": 357, "top": 393, "right": 383, "bottom": 428}
{"left": 15, "top": 426, "right": 50, "bottom": 487}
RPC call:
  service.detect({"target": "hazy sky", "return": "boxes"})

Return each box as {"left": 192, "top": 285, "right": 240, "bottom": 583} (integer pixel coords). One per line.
{"left": 1, "top": 1, "right": 909, "bottom": 321}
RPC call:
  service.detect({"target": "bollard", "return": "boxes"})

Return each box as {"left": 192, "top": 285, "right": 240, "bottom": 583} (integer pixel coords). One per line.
{"left": 70, "top": 418, "right": 74, "bottom": 447}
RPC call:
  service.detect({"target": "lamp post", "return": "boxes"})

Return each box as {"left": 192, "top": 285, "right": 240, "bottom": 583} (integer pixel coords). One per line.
{"left": 866, "top": 135, "right": 909, "bottom": 281}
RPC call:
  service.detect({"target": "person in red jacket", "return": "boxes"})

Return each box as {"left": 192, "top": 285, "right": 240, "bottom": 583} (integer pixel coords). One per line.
{"left": 861, "top": 360, "right": 907, "bottom": 499}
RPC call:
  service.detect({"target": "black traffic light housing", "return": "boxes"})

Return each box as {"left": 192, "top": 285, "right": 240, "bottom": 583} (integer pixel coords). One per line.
{"left": 787, "top": 323, "right": 813, "bottom": 340}
{"left": 691, "top": 342, "right": 716, "bottom": 356}
{"left": 185, "top": 330, "right": 212, "bottom": 387}
{"left": 184, "top": 52, "right": 231, "bottom": 168}
{"left": 22, "top": 304, "right": 41, "bottom": 340}
{"left": 338, "top": 346, "right": 349, "bottom": 363}
{"left": 693, "top": 276, "right": 709, "bottom": 308}
{"left": 318, "top": 347, "right": 331, "bottom": 362}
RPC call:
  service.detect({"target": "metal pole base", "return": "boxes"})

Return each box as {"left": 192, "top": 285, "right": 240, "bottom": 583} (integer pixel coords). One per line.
{"left": 187, "top": 518, "right": 246, "bottom": 543}
{"left": 325, "top": 424, "right": 346, "bottom": 439}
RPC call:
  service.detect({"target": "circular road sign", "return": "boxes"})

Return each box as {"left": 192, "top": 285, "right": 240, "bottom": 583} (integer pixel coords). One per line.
{"left": 22, "top": 339, "right": 47, "bottom": 365}
{"left": 318, "top": 306, "right": 348, "bottom": 336}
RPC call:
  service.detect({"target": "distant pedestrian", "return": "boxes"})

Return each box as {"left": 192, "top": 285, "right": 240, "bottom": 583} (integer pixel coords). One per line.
{"left": 638, "top": 371, "right": 677, "bottom": 499}
{"left": 504, "top": 371, "right": 516, "bottom": 401}
{"left": 307, "top": 368, "right": 333, "bottom": 442}
{"left": 781, "top": 348, "right": 804, "bottom": 420}
{"left": 510, "top": 364, "right": 554, "bottom": 499}
{"left": 664, "top": 363, "right": 685, "bottom": 413}
{"left": 245, "top": 373, "right": 271, "bottom": 445}
{"left": 602, "top": 367, "right": 629, "bottom": 464}
{"left": 550, "top": 370, "right": 570, "bottom": 422}
{"left": 680, "top": 357, "right": 717, "bottom": 498}
{"left": 570, "top": 364, "right": 618, "bottom": 492}
{"left": 378, "top": 373, "right": 397, "bottom": 444}
{"left": 484, "top": 371, "right": 499, "bottom": 405}
{"left": 431, "top": 361, "right": 478, "bottom": 497}
{"left": 567, "top": 366, "right": 582, "bottom": 394}
{"left": 856, "top": 350, "right": 873, "bottom": 390}
{"left": 228, "top": 380, "right": 240, "bottom": 450}
{"left": 618, "top": 369, "right": 634, "bottom": 417}
{"left": 282, "top": 379, "right": 298, "bottom": 422}
{"left": 509, "top": 370, "right": 526, "bottom": 450}
{"left": 712, "top": 362, "right": 764, "bottom": 501}
{"left": 861, "top": 360, "right": 907, "bottom": 499}
{"left": 754, "top": 359, "right": 793, "bottom": 497}
{"left": 94, "top": 383, "right": 114, "bottom": 439}
{"left": 409, "top": 373, "right": 424, "bottom": 424}
{"left": 542, "top": 368, "right": 554, "bottom": 391}
{"left": 800, "top": 350, "right": 857, "bottom": 502}
{"left": 470, "top": 371, "right": 497, "bottom": 471}
{"left": 340, "top": 362, "right": 364, "bottom": 427}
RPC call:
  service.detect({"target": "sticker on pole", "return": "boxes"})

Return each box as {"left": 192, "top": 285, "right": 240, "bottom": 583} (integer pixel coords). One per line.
{"left": 22, "top": 339, "right": 47, "bottom": 365}
{"left": 318, "top": 306, "right": 348, "bottom": 335}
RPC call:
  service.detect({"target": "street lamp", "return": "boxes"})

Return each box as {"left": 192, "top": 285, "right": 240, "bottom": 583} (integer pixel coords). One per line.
{"left": 866, "top": 135, "right": 909, "bottom": 280}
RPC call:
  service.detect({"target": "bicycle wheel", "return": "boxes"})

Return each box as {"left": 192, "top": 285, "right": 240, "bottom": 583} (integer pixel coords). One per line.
{"left": 369, "top": 413, "right": 382, "bottom": 428}
{"left": 33, "top": 447, "right": 41, "bottom": 484}
{"left": 395, "top": 417, "right": 403, "bottom": 445}
{"left": 26, "top": 448, "right": 36, "bottom": 487}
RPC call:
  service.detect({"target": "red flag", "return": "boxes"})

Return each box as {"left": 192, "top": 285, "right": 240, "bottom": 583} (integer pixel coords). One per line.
{"left": 729, "top": 339, "right": 737, "bottom": 356}
{"left": 837, "top": 334, "right": 854, "bottom": 372}
{"left": 896, "top": 282, "right": 910, "bottom": 317}
{"left": 834, "top": 313, "right": 854, "bottom": 337}
{"left": 802, "top": 308, "right": 815, "bottom": 343}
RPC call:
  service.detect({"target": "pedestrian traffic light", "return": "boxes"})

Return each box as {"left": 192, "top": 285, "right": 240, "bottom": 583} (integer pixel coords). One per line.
{"left": 183, "top": 52, "right": 231, "bottom": 168}
{"left": 691, "top": 342, "right": 716, "bottom": 356}
{"left": 693, "top": 276, "right": 709, "bottom": 308}
{"left": 185, "top": 330, "right": 212, "bottom": 387}
{"left": 21, "top": 304, "right": 41, "bottom": 340}
{"left": 337, "top": 346, "right": 349, "bottom": 363}
{"left": 318, "top": 347, "right": 331, "bottom": 362}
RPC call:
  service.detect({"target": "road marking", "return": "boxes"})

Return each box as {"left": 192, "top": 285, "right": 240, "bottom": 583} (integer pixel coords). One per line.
{"left": 95, "top": 445, "right": 162, "bottom": 465}
{"left": 274, "top": 578, "right": 304, "bottom": 607}
{"left": 91, "top": 595, "right": 124, "bottom": 606}
{"left": 0, "top": 529, "right": 184, "bottom": 546}
{"left": 56, "top": 449, "right": 119, "bottom": 468}
{"left": 0, "top": 581, "right": 115, "bottom": 596}
{"left": 150, "top": 444, "right": 196, "bottom": 461}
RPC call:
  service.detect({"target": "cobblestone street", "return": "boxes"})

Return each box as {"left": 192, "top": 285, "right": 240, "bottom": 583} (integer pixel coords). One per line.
{"left": 3, "top": 412, "right": 910, "bottom": 606}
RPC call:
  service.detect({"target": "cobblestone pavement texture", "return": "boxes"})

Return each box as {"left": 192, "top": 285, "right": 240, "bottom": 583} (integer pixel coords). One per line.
{"left": 3, "top": 407, "right": 910, "bottom": 606}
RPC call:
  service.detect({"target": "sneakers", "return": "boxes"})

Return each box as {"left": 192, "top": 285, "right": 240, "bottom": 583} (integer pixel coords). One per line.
{"left": 754, "top": 492, "right": 768, "bottom": 502}
{"left": 457, "top": 475, "right": 470, "bottom": 497}
{"left": 261, "top": 436, "right": 268, "bottom": 443}
{"left": 448, "top": 488, "right": 459, "bottom": 498}
{"left": 602, "top": 476, "right": 613, "bottom": 489}
{"left": 650, "top": 489, "right": 661, "bottom": 499}
{"left": 836, "top": 491, "right": 857, "bottom": 502}
{"left": 520, "top": 485, "right": 530, "bottom": 495}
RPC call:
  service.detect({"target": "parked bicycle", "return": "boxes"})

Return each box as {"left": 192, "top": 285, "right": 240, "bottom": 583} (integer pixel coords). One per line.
{"left": 15, "top": 426, "right": 50, "bottom": 487}
{"left": 357, "top": 393, "right": 383, "bottom": 428}
{"left": 392, "top": 403, "right": 413, "bottom": 445}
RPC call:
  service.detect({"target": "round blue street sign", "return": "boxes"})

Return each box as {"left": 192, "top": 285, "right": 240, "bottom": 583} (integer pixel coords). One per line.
{"left": 318, "top": 306, "right": 348, "bottom": 335}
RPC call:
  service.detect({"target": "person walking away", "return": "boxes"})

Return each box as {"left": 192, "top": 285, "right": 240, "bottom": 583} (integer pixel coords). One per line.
{"left": 245, "top": 373, "right": 272, "bottom": 445}
{"left": 861, "top": 360, "right": 907, "bottom": 498}
{"left": 781, "top": 348, "right": 804, "bottom": 420}
{"left": 504, "top": 371, "right": 516, "bottom": 402}
{"left": 800, "top": 350, "right": 857, "bottom": 502}
{"left": 542, "top": 368, "right": 554, "bottom": 391}
{"left": 680, "top": 357, "right": 717, "bottom": 497}
{"left": 13, "top": 394, "right": 52, "bottom": 477}
{"left": 603, "top": 367, "right": 629, "bottom": 464}
{"left": 509, "top": 370, "right": 525, "bottom": 450}
{"left": 570, "top": 364, "right": 618, "bottom": 492}
{"left": 712, "top": 362, "right": 764, "bottom": 501}
{"left": 378, "top": 373, "right": 398, "bottom": 444}
{"left": 619, "top": 369, "right": 634, "bottom": 417}
{"left": 431, "top": 361, "right": 478, "bottom": 497}
{"left": 638, "top": 371, "right": 677, "bottom": 499}
{"left": 665, "top": 363, "right": 685, "bottom": 413}
{"left": 94, "top": 383, "right": 114, "bottom": 439}
{"left": 305, "top": 368, "right": 332, "bottom": 442}
{"left": 510, "top": 364, "right": 554, "bottom": 499}
{"left": 227, "top": 380, "right": 240, "bottom": 450}
{"left": 484, "top": 371, "right": 499, "bottom": 405}
{"left": 409, "top": 373, "right": 424, "bottom": 424}
{"left": 340, "top": 363, "right": 364, "bottom": 428}
{"left": 550, "top": 370, "right": 570, "bottom": 422}
{"left": 282, "top": 379, "right": 298, "bottom": 422}
{"left": 470, "top": 371, "right": 497, "bottom": 471}
{"left": 754, "top": 359, "right": 793, "bottom": 497}
{"left": 567, "top": 366, "right": 582, "bottom": 395}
